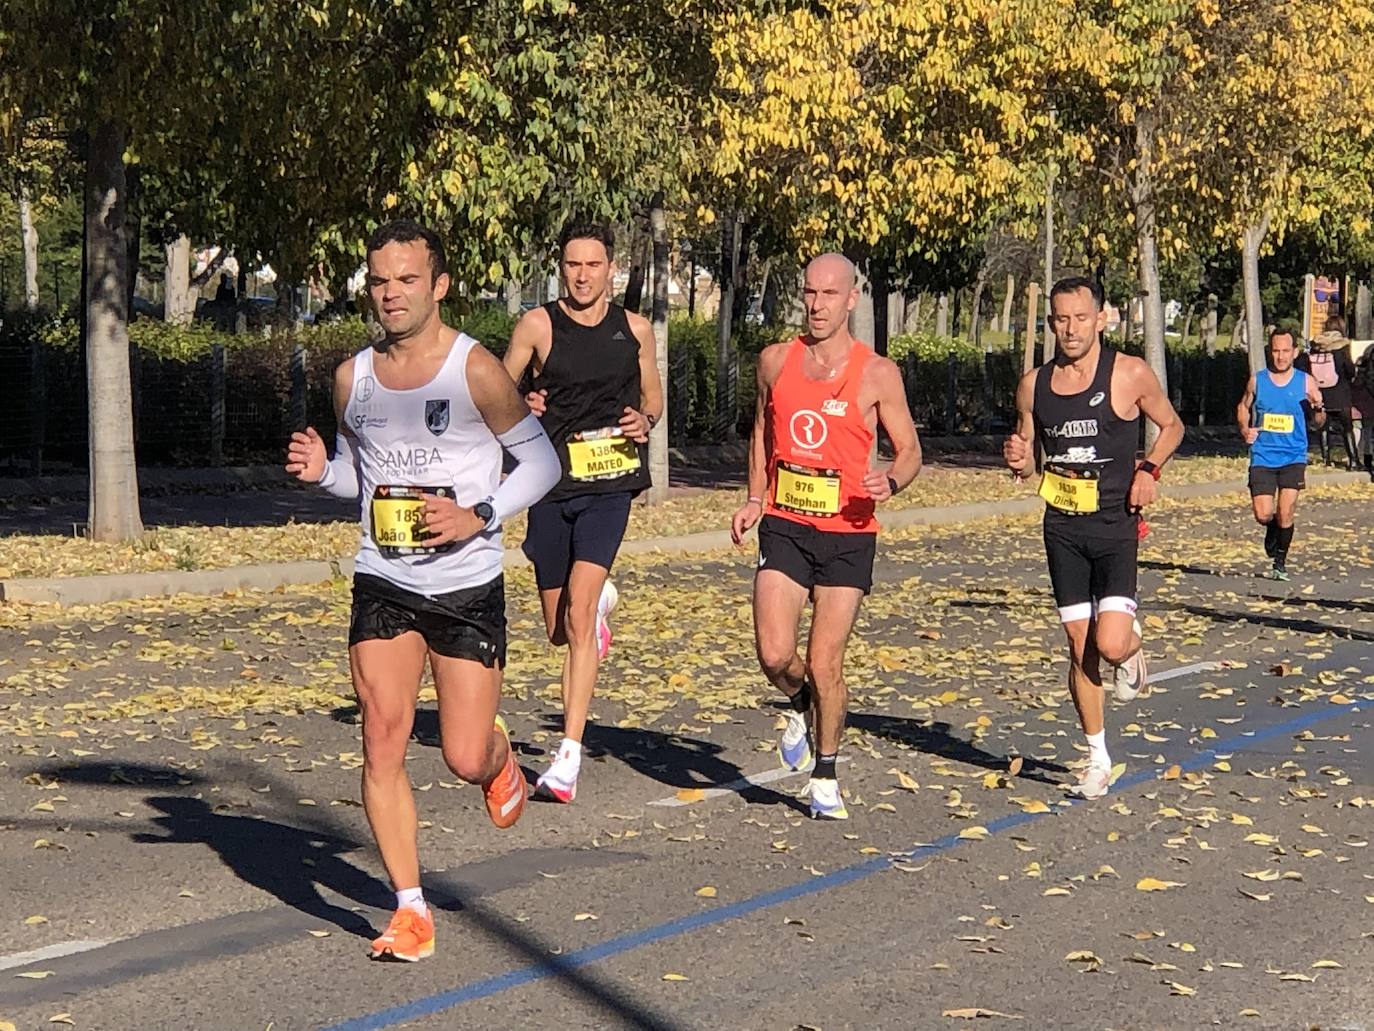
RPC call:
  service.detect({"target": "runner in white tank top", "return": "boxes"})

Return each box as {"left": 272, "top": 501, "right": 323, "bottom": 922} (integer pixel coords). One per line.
{"left": 285, "top": 221, "right": 559, "bottom": 962}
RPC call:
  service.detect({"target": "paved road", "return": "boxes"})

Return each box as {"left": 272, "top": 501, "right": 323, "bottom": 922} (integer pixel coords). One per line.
{"left": 1, "top": 485, "right": 1372, "bottom": 1030}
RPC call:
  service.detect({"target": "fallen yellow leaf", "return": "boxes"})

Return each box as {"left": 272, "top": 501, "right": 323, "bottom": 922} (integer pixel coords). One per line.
{"left": 694, "top": 886, "right": 717, "bottom": 898}
{"left": 1008, "top": 757, "right": 1024, "bottom": 777}
{"left": 1311, "top": 960, "right": 1343, "bottom": 969}
{"left": 958, "top": 826, "right": 989, "bottom": 841}
{"left": 308, "top": 930, "right": 331, "bottom": 938}
{"left": 941, "top": 1008, "right": 1024, "bottom": 1021}
{"left": 1136, "top": 877, "right": 1185, "bottom": 892}
{"left": 23, "top": 915, "right": 48, "bottom": 926}
{"left": 15, "top": 971, "right": 54, "bottom": 979}
{"left": 661, "top": 973, "right": 688, "bottom": 981}
{"left": 675, "top": 788, "right": 705, "bottom": 803}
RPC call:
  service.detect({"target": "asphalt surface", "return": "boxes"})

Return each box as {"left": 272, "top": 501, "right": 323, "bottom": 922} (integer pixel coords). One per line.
{"left": 1, "top": 484, "right": 1372, "bottom": 1030}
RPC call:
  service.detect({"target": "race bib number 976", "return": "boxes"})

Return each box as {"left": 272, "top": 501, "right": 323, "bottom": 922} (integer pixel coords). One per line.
{"left": 773, "top": 462, "right": 841, "bottom": 516}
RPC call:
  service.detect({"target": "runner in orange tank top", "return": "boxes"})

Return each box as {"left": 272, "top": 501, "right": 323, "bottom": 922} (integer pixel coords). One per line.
{"left": 730, "top": 253, "right": 923, "bottom": 819}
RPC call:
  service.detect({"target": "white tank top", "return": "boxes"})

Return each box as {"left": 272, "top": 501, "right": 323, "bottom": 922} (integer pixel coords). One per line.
{"left": 346, "top": 332, "right": 504, "bottom": 594}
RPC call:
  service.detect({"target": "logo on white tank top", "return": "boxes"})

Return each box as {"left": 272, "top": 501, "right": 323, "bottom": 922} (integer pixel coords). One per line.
{"left": 425, "top": 399, "right": 450, "bottom": 435}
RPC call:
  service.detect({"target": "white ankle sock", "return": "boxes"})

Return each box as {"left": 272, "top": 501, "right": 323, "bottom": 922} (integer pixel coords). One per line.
{"left": 1086, "top": 730, "right": 1110, "bottom": 769}
{"left": 558, "top": 737, "right": 583, "bottom": 765}
{"left": 396, "top": 887, "right": 427, "bottom": 915}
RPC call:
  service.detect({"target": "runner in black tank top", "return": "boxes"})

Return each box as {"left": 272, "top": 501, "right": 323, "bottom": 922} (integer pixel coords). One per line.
{"left": 501, "top": 222, "right": 663, "bottom": 804}
{"left": 1004, "top": 276, "right": 1183, "bottom": 801}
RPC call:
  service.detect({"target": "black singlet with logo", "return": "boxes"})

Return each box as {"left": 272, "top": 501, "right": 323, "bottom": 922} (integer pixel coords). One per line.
{"left": 1032, "top": 346, "right": 1140, "bottom": 539}
{"left": 533, "top": 300, "right": 651, "bottom": 502}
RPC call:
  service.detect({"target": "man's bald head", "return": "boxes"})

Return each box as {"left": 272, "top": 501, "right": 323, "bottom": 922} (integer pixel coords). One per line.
{"left": 802, "top": 252, "right": 860, "bottom": 344}
{"left": 806, "top": 253, "right": 857, "bottom": 292}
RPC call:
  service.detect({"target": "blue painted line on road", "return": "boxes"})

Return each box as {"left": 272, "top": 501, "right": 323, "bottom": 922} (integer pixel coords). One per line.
{"left": 325, "top": 697, "right": 1365, "bottom": 1031}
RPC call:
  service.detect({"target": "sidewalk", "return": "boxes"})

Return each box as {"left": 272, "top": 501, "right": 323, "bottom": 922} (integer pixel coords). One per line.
{"left": 2, "top": 469, "right": 1364, "bottom": 607}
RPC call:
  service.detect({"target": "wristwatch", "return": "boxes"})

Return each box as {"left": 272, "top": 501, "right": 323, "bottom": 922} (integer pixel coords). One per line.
{"left": 887, "top": 476, "right": 900, "bottom": 497}
{"left": 1138, "top": 460, "right": 1161, "bottom": 481}
{"left": 473, "top": 499, "right": 496, "bottom": 530}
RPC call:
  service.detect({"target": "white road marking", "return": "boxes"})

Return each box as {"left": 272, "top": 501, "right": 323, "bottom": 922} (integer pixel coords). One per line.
{"left": 643, "top": 662, "right": 1223, "bottom": 809}
{"left": 0, "top": 939, "right": 113, "bottom": 972}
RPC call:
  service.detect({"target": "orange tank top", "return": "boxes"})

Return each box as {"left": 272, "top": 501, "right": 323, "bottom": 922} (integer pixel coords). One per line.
{"left": 765, "top": 336, "right": 876, "bottom": 533}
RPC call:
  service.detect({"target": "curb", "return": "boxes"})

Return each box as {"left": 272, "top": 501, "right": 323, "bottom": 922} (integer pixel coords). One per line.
{"left": 1, "top": 470, "right": 1365, "bottom": 608}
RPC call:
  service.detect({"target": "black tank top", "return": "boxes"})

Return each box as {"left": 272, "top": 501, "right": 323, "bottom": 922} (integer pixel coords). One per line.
{"left": 1033, "top": 346, "right": 1140, "bottom": 539}
{"left": 533, "top": 301, "right": 651, "bottom": 501}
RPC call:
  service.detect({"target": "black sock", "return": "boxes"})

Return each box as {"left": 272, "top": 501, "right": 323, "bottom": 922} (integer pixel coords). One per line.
{"left": 1274, "top": 524, "right": 1294, "bottom": 568}
{"left": 788, "top": 679, "right": 812, "bottom": 713}
{"left": 813, "top": 754, "right": 837, "bottom": 780}
{"left": 1264, "top": 519, "right": 1278, "bottom": 556}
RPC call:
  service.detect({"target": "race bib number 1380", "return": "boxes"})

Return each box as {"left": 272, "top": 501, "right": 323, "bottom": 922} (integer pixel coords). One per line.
{"left": 567, "top": 428, "right": 641, "bottom": 481}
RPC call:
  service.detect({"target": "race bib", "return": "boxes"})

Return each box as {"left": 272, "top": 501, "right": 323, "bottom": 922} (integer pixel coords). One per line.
{"left": 1262, "top": 412, "right": 1295, "bottom": 433}
{"left": 567, "top": 428, "right": 641, "bottom": 481}
{"left": 370, "top": 485, "right": 455, "bottom": 556}
{"left": 774, "top": 462, "right": 841, "bottom": 517}
{"left": 1039, "top": 468, "right": 1099, "bottom": 514}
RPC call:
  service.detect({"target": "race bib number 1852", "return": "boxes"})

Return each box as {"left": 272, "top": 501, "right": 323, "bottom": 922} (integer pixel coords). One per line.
{"left": 370, "top": 484, "right": 454, "bottom": 555}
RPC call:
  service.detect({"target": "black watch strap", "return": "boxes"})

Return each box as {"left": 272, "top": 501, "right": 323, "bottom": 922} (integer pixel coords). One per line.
{"left": 887, "top": 475, "right": 899, "bottom": 497}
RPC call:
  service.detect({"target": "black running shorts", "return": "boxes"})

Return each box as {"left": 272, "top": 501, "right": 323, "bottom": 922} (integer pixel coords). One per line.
{"left": 1042, "top": 520, "right": 1138, "bottom": 624}
{"left": 757, "top": 515, "right": 877, "bottom": 594}
{"left": 349, "top": 573, "right": 506, "bottom": 667}
{"left": 1248, "top": 463, "right": 1306, "bottom": 495}
{"left": 522, "top": 491, "right": 633, "bottom": 591}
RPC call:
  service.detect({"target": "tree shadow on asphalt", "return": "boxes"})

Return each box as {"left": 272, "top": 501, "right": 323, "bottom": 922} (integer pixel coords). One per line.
{"left": 326, "top": 704, "right": 804, "bottom": 811}
{"left": 25, "top": 761, "right": 688, "bottom": 1029}
{"left": 1179, "top": 603, "right": 1374, "bottom": 642}
{"left": 845, "top": 711, "right": 1069, "bottom": 786}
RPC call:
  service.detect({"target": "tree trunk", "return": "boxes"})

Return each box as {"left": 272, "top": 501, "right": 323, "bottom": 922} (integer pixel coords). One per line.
{"left": 969, "top": 263, "right": 989, "bottom": 350}
{"left": 871, "top": 267, "right": 888, "bottom": 356}
{"left": 647, "top": 196, "right": 670, "bottom": 504}
{"left": 850, "top": 261, "right": 876, "bottom": 348}
{"left": 715, "top": 216, "right": 739, "bottom": 441}
{"left": 935, "top": 292, "right": 950, "bottom": 337}
{"left": 1000, "top": 274, "right": 1015, "bottom": 338}
{"left": 19, "top": 185, "right": 40, "bottom": 311}
{"left": 1042, "top": 158, "right": 1056, "bottom": 360}
{"left": 1179, "top": 302, "right": 1196, "bottom": 349}
{"left": 164, "top": 234, "right": 194, "bottom": 324}
{"left": 504, "top": 254, "right": 523, "bottom": 316}
{"left": 1132, "top": 109, "right": 1169, "bottom": 449}
{"left": 1241, "top": 213, "right": 1270, "bottom": 374}
{"left": 1202, "top": 293, "right": 1219, "bottom": 355}
{"left": 623, "top": 221, "right": 648, "bottom": 313}
{"left": 904, "top": 292, "right": 923, "bottom": 333}
{"left": 1355, "top": 282, "right": 1371, "bottom": 339}
{"left": 84, "top": 120, "right": 144, "bottom": 541}
{"left": 887, "top": 291, "right": 905, "bottom": 341}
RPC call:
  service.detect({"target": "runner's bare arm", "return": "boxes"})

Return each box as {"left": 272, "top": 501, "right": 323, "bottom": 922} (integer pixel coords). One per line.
{"left": 1236, "top": 373, "right": 1259, "bottom": 444}
{"left": 627, "top": 311, "right": 664, "bottom": 424}
{"left": 731, "top": 343, "right": 786, "bottom": 543}
{"left": 1131, "top": 357, "right": 1184, "bottom": 468}
{"left": 286, "top": 357, "right": 359, "bottom": 494}
{"left": 867, "top": 357, "right": 921, "bottom": 497}
{"left": 1304, "top": 374, "right": 1328, "bottom": 428}
{"left": 1002, "top": 370, "right": 1037, "bottom": 477}
{"left": 501, "top": 307, "right": 546, "bottom": 383}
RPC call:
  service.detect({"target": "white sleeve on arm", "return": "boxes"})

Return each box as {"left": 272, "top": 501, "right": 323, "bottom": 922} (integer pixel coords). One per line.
{"left": 315, "top": 431, "right": 362, "bottom": 499}
{"left": 489, "top": 413, "right": 560, "bottom": 526}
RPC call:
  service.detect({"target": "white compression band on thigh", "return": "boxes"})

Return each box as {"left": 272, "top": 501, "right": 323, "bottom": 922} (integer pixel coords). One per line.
{"left": 1097, "top": 596, "right": 1138, "bottom": 617}
{"left": 491, "top": 413, "right": 560, "bottom": 526}
{"left": 1058, "top": 602, "right": 1093, "bottom": 624}
{"left": 316, "top": 431, "right": 361, "bottom": 499}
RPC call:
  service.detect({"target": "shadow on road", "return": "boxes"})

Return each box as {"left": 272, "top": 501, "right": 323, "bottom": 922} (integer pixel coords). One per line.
{"left": 846, "top": 711, "right": 1069, "bottom": 786}
{"left": 27, "top": 759, "right": 688, "bottom": 1029}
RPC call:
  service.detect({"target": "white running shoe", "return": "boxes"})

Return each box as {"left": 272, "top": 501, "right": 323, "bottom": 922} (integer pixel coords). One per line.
{"left": 596, "top": 579, "right": 619, "bottom": 661}
{"left": 534, "top": 745, "right": 580, "bottom": 804}
{"left": 807, "top": 777, "right": 849, "bottom": 820}
{"left": 778, "top": 710, "right": 812, "bottom": 771}
{"left": 1071, "top": 763, "right": 1112, "bottom": 800}
{"left": 1112, "top": 619, "right": 1147, "bottom": 703}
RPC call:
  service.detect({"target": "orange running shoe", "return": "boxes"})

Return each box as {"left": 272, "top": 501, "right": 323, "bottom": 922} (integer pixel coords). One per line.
{"left": 484, "top": 715, "right": 527, "bottom": 829}
{"left": 370, "top": 907, "right": 434, "bottom": 962}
